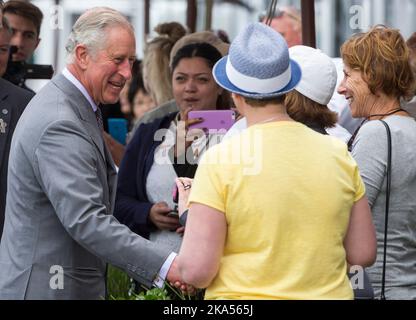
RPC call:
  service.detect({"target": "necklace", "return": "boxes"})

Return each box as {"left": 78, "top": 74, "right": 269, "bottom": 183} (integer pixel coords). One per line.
{"left": 252, "top": 115, "right": 286, "bottom": 126}
{"left": 347, "top": 108, "right": 408, "bottom": 152}
{"left": 366, "top": 108, "right": 408, "bottom": 120}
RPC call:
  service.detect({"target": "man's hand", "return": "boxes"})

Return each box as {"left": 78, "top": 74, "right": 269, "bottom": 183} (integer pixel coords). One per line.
{"left": 149, "top": 202, "right": 181, "bottom": 231}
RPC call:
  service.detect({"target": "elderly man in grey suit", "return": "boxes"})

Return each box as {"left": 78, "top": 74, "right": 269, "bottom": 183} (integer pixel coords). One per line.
{"left": 0, "top": 7, "right": 184, "bottom": 300}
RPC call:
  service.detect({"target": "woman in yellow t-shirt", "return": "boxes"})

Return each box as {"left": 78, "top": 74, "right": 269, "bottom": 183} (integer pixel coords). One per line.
{"left": 174, "top": 23, "right": 376, "bottom": 300}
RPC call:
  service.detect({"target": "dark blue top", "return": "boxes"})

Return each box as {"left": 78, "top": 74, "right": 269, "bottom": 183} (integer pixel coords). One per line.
{"left": 114, "top": 112, "right": 177, "bottom": 238}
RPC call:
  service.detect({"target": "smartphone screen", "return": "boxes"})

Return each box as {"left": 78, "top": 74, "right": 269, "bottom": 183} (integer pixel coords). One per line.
{"left": 188, "top": 110, "right": 236, "bottom": 132}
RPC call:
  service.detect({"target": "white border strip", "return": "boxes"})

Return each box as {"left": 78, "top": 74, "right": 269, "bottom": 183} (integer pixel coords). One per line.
{"left": 226, "top": 58, "right": 291, "bottom": 94}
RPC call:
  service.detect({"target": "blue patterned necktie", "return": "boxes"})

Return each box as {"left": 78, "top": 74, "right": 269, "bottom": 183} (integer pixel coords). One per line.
{"left": 95, "top": 107, "right": 104, "bottom": 132}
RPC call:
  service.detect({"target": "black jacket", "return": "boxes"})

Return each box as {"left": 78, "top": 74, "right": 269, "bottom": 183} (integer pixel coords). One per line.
{"left": 0, "top": 78, "right": 34, "bottom": 239}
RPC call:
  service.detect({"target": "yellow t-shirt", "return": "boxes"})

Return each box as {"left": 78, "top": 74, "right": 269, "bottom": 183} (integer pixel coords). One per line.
{"left": 188, "top": 122, "right": 365, "bottom": 300}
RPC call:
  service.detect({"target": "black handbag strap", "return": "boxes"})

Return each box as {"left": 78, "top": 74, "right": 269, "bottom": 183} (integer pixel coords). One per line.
{"left": 379, "top": 120, "right": 392, "bottom": 300}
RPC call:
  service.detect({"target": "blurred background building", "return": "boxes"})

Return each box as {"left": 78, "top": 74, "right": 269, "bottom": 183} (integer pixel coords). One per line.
{"left": 24, "top": 0, "right": 416, "bottom": 91}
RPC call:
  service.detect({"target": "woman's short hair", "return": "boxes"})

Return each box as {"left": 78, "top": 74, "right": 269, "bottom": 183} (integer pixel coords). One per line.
{"left": 285, "top": 91, "right": 337, "bottom": 128}
{"left": 142, "top": 22, "right": 187, "bottom": 105}
{"left": 243, "top": 96, "right": 286, "bottom": 107}
{"left": 171, "top": 42, "right": 231, "bottom": 109}
{"left": 341, "top": 25, "right": 414, "bottom": 101}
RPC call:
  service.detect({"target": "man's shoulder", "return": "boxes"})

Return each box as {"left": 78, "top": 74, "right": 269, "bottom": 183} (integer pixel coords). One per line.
{"left": 0, "top": 78, "right": 35, "bottom": 107}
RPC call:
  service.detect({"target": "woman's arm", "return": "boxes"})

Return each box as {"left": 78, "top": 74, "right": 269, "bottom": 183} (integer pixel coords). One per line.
{"left": 177, "top": 203, "right": 227, "bottom": 288}
{"left": 343, "top": 196, "right": 377, "bottom": 267}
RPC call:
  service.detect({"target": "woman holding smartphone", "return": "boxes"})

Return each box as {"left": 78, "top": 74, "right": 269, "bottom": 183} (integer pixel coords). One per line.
{"left": 114, "top": 32, "right": 231, "bottom": 256}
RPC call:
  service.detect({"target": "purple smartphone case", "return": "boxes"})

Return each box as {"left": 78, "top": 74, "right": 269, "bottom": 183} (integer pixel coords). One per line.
{"left": 188, "top": 110, "right": 236, "bottom": 131}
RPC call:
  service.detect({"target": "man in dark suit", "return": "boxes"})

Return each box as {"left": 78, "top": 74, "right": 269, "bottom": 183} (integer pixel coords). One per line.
{"left": 0, "top": 78, "right": 33, "bottom": 239}
{"left": 0, "top": 5, "right": 34, "bottom": 239}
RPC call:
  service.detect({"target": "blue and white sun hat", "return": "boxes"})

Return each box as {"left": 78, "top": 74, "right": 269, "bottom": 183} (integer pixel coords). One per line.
{"left": 213, "top": 22, "right": 302, "bottom": 99}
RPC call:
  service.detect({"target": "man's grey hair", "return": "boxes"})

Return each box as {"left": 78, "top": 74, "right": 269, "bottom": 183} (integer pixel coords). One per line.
{"left": 65, "top": 7, "right": 134, "bottom": 64}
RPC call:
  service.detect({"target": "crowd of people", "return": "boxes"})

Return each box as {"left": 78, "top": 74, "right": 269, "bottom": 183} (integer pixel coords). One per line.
{"left": 0, "top": 1, "right": 415, "bottom": 300}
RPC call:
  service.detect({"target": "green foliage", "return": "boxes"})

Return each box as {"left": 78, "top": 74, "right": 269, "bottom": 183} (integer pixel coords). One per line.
{"left": 135, "top": 287, "right": 172, "bottom": 300}
{"left": 106, "top": 264, "right": 205, "bottom": 300}
{"left": 107, "top": 265, "right": 135, "bottom": 300}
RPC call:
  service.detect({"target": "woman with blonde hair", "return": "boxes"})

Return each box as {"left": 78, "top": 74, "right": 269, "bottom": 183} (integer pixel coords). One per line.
{"left": 142, "top": 22, "right": 187, "bottom": 106}
{"left": 338, "top": 26, "right": 416, "bottom": 299}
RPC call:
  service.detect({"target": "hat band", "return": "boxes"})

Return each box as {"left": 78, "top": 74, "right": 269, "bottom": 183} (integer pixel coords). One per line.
{"left": 226, "top": 58, "right": 292, "bottom": 94}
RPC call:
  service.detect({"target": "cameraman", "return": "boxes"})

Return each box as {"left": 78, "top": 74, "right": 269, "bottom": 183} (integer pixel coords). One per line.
{"left": 3, "top": 0, "right": 43, "bottom": 92}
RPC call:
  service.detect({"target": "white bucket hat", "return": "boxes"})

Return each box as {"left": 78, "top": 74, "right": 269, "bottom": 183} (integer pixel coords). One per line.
{"left": 213, "top": 22, "right": 301, "bottom": 99}
{"left": 289, "top": 45, "right": 337, "bottom": 105}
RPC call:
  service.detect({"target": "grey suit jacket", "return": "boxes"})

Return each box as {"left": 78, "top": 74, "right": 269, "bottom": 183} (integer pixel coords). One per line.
{"left": 0, "top": 79, "right": 34, "bottom": 239}
{"left": 0, "top": 74, "right": 171, "bottom": 300}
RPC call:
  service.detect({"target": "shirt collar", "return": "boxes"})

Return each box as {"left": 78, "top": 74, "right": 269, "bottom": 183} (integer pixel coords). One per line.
{"left": 62, "top": 67, "right": 98, "bottom": 112}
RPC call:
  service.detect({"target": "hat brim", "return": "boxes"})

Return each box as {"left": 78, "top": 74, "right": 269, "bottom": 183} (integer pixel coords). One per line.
{"left": 213, "top": 56, "right": 302, "bottom": 99}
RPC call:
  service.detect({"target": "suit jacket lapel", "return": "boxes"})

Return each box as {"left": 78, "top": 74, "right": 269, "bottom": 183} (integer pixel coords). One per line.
{"left": 52, "top": 74, "right": 118, "bottom": 210}
{"left": 103, "top": 142, "right": 117, "bottom": 212}
{"left": 51, "top": 74, "right": 107, "bottom": 164}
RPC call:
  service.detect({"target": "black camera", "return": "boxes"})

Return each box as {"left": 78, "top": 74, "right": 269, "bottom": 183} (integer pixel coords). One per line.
{"left": 3, "top": 46, "right": 54, "bottom": 87}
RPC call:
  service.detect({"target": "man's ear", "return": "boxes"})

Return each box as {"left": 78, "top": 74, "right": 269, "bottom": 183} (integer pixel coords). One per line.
{"left": 74, "top": 44, "right": 89, "bottom": 70}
